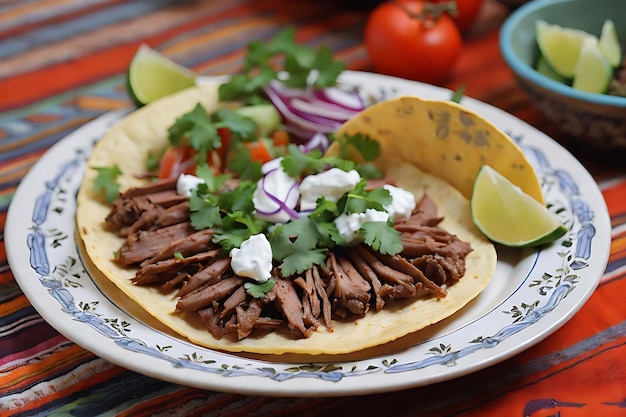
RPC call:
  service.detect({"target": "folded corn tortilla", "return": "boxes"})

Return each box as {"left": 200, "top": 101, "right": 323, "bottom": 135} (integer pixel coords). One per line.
{"left": 76, "top": 83, "right": 497, "bottom": 355}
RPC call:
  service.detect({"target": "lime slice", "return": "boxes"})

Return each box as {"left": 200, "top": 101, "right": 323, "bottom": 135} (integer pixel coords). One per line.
{"left": 598, "top": 19, "right": 622, "bottom": 68}
{"left": 535, "top": 20, "right": 596, "bottom": 78}
{"left": 127, "top": 44, "right": 197, "bottom": 106}
{"left": 470, "top": 165, "right": 567, "bottom": 247}
{"left": 572, "top": 38, "right": 613, "bottom": 93}
{"left": 535, "top": 55, "right": 567, "bottom": 83}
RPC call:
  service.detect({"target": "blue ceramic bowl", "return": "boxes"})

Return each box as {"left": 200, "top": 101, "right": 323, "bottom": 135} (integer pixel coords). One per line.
{"left": 500, "top": 0, "right": 626, "bottom": 149}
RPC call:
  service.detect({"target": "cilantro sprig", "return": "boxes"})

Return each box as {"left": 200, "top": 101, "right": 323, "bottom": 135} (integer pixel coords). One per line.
{"left": 168, "top": 104, "right": 257, "bottom": 163}
{"left": 189, "top": 165, "right": 268, "bottom": 252}
{"left": 280, "top": 132, "right": 382, "bottom": 179}
{"left": 218, "top": 27, "right": 345, "bottom": 103}
{"left": 92, "top": 164, "right": 122, "bottom": 204}
{"left": 266, "top": 181, "right": 402, "bottom": 275}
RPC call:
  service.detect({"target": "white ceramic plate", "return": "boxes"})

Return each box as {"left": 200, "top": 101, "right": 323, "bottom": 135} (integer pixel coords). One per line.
{"left": 5, "top": 71, "right": 611, "bottom": 397}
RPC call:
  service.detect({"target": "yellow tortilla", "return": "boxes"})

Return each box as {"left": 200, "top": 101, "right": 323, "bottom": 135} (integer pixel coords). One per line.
{"left": 76, "top": 85, "right": 497, "bottom": 355}
{"left": 334, "top": 96, "right": 544, "bottom": 204}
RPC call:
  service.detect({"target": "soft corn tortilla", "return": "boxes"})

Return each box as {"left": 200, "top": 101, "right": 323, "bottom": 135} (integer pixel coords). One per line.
{"left": 76, "top": 84, "right": 497, "bottom": 355}
{"left": 334, "top": 96, "right": 544, "bottom": 204}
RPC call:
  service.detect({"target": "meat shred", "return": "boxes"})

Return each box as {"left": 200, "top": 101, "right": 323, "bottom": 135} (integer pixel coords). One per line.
{"left": 105, "top": 178, "right": 473, "bottom": 341}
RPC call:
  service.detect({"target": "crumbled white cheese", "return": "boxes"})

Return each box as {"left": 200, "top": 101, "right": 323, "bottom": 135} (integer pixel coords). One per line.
{"left": 299, "top": 168, "right": 361, "bottom": 211}
{"left": 252, "top": 158, "right": 300, "bottom": 224}
{"left": 230, "top": 234, "right": 273, "bottom": 283}
{"left": 383, "top": 184, "right": 416, "bottom": 220}
{"left": 176, "top": 174, "right": 205, "bottom": 197}
{"left": 334, "top": 208, "right": 390, "bottom": 244}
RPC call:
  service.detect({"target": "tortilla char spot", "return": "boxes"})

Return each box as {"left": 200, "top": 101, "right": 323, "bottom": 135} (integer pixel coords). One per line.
{"left": 436, "top": 124, "right": 449, "bottom": 140}
{"left": 398, "top": 104, "right": 414, "bottom": 116}
{"left": 454, "top": 154, "right": 462, "bottom": 162}
{"left": 459, "top": 111, "right": 474, "bottom": 127}
{"left": 459, "top": 130, "right": 471, "bottom": 144}
{"left": 475, "top": 129, "right": 489, "bottom": 147}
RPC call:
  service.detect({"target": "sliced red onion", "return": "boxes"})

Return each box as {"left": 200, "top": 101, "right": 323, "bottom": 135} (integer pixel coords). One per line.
{"left": 263, "top": 80, "right": 368, "bottom": 140}
{"left": 300, "top": 132, "right": 329, "bottom": 154}
{"left": 253, "top": 159, "right": 300, "bottom": 223}
{"left": 312, "top": 86, "right": 366, "bottom": 112}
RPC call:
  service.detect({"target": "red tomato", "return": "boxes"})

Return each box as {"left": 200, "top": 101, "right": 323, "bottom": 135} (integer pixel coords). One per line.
{"left": 245, "top": 141, "right": 272, "bottom": 164}
{"left": 216, "top": 127, "right": 232, "bottom": 161}
{"left": 271, "top": 130, "right": 290, "bottom": 147}
{"left": 431, "top": 0, "right": 483, "bottom": 33}
{"left": 158, "top": 146, "right": 195, "bottom": 179}
{"left": 364, "top": 0, "right": 463, "bottom": 85}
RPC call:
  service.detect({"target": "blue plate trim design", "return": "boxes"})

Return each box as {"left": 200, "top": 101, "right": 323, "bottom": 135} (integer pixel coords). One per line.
{"left": 19, "top": 119, "right": 595, "bottom": 384}
{"left": 12, "top": 68, "right": 603, "bottom": 389}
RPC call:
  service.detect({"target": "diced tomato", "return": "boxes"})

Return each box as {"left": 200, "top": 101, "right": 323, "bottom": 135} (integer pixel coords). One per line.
{"left": 271, "top": 130, "right": 290, "bottom": 147}
{"left": 216, "top": 127, "right": 232, "bottom": 161}
{"left": 158, "top": 126, "right": 276, "bottom": 179}
{"left": 206, "top": 149, "right": 224, "bottom": 175}
{"left": 245, "top": 141, "right": 272, "bottom": 164}
{"left": 158, "top": 145, "right": 195, "bottom": 179}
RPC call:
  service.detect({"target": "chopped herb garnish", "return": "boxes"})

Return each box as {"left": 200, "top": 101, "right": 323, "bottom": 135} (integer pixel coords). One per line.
{"left": 450, "top": 85, "right": 466, "bottom": 103}
{"left": 167, "top": 104, "right": 258, "bottom": 163}
{"left": 340, "top": 180, "right": 391, "bottom": 214}
{"left": 226, "top": 143, "right": 263, "bottom": 181}
{"left": 213, "top": 210, "right": 266, "bottom": 252}
{"left": 174, "top": 252, "right": 185, "bottom": 259}
{"left": 189, "top": 192, "right": 221, "bottom": 230}
{"left": 269, "top": 217, "right": 330, "bottom": 276}
{"left": 168, "top": 103, "right": 221, "bottom": 153}
{"left": 195, "top": 163, "right": 230, "bottom": 193}
{"left": 280, "top": 133, "right": 382, "bottom": 179}
{"left": 361, "top": 221, "right": 403, "bottom": 255}
{"left": 334, "top": 132, "right": 381, "bottom": 162}
{"left": 146, "top": 151, "right": 160, "bottom": 172}
{"left": 92, "top": 164, "right": 122, "bottom": 204}
{"left": 218, "top": 27, "right": 346, "bottom": 103}
{"left": 244, "top": 278, "right": 276, "bottom": 298}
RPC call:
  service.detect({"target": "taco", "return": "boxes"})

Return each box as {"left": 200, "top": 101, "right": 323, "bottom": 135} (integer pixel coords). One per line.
{"left": 76, "top": 83, "right": 499, "bottom": 355}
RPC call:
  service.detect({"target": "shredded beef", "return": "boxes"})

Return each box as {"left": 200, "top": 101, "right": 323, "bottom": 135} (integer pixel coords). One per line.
{"left": 106, "top": 178, "right": 475, "bottom": 341}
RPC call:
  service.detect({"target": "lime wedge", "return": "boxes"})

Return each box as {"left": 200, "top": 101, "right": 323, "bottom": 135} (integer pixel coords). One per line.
{"left": 598, "top": 19, "right": 622, "bottom": 68}
{"left": 127, "top": 44, "right": 197, "bottom": 106}
{"left": 535, "top": 20, "right": 596, "bottom": 78}
{"left": 572, "top": 38, "right": 613, "bottom": 93}
{"left": 470, "top": 165, "right": 567, "bottom": 247}
{"left": 535, "top": 55, "right": 568, "bottom": 83}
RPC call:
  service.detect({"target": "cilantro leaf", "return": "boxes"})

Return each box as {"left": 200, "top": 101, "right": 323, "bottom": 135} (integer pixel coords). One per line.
{"left": 340, "top": 180, "right": 390, "bottom": 214}
{"left": 218, "top": 27, "right": 344, "bottom": 102}
{"left": 280, "top": 145, "right": 325, "bottom": 177}
{"left": 355, "top": 162, "right": 383, "bottom": 180}
{"left": 280, "top": 144, "right": 354, "bottom": 178}
{"left": 334, "top": 132, "right": 381, "bottom": 162}
{"left": 218, "top": 69, "right": 275, "bottom": 102}
{"left": 168, "top": 103, "right": 221, "bottom": 153}
{"left": 213, "top": 211, "right": 267, "bottom": 252}
{"left": 361, "top": 221, "right": 403, "bottom": 255}
{"left": 217, "top": 181, "right": 256, "bottom": 213}
{"left": 213, "top": 108, "right": 256, "bottom": 142}
{"left": 92, "top": 164, "right": 122, "bottom": 204}
{"left": 269, "top": 218, "right": 328, "bottom": 276}
{"left": 226, "top": 144, "right": 263, "bottom": 182}
{"left": 195, "top": 163, "right": 230, "bottom": 193}
{"left": 244, "top": 278, "right": 276, "bottom": 298}
{"left": 311, "top": 45, "right": 345, "bottom": 88}
{"left": 189, "top": 193, "right": 221, "bottom": 230}
{"left": 146, "top": 151, "right": 160, "bottom": 172}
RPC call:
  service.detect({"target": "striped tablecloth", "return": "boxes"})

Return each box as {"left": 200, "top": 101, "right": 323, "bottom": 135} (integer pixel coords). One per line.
{"left": 1, "top": 1, "right": 625, "bottom": 416}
